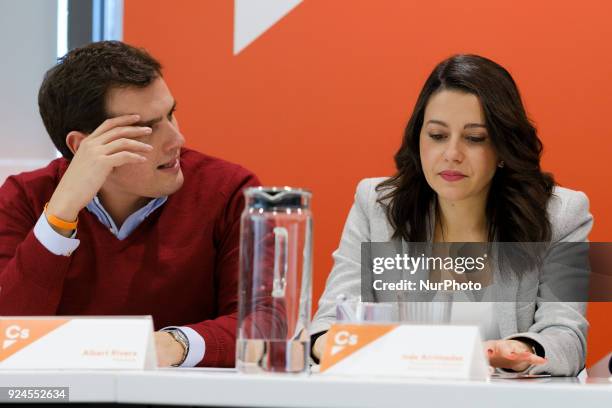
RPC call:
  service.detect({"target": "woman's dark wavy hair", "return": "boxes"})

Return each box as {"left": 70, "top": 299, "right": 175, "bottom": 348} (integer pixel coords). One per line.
{"left": 377, "top": 54, "right": 554, "bottom": 244}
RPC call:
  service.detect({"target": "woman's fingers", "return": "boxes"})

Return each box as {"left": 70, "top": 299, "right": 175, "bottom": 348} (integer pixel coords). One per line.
{"left": 519, "top": 352, "right": 547, "bottom": 365}
{"left": 500, "top": 350, "right": 547, "bottom": 366}
{"left": 486, "top": 340, "right": 547, "bottom": 370}
{"left": 503, "top": 342, "right": 546, "bottom": 363}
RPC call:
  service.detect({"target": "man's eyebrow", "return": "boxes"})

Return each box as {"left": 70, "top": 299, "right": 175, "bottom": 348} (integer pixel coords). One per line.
{"left": 133, "top": 100, "right": 177, "bottom": 127}
{"left": 134, "top": 116, "right": 162, "bottom": 128}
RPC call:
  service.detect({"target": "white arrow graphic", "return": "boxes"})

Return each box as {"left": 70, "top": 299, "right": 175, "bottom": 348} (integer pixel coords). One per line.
{"left": 330, "top": 345, "right": 344, "bottom": 356}
{"left": 2, "top": 339, "right": 16, "bottom": 350}
{"left": 233, "top": 0, "right": 303, "bottom": 55}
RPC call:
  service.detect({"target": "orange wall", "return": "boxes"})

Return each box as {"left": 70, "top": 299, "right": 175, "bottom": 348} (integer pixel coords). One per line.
{"left": 124, "top": 0, "right": 612, "bottom": 364}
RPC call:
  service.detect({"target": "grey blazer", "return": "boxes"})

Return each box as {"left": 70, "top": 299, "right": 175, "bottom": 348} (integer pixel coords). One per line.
{"left": 311, "top": 178, "right": 594, "bottom": 376}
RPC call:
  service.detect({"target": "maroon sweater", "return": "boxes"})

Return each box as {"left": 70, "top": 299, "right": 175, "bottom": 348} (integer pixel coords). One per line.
{"left": 0, "top": 148, "right": 259, "bottom": 367}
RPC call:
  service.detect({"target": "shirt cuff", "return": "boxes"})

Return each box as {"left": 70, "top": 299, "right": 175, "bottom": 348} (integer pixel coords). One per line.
{"left": 33, "top": 213, "right": 80, "bottom": 256}
{"left": 162, "top": 326, "right": 206, "bottom": 367}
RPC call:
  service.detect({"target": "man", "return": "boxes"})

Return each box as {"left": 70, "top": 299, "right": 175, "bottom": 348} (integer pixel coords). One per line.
{"left": 0, "top": 41, "right": 259, "bottom": 367}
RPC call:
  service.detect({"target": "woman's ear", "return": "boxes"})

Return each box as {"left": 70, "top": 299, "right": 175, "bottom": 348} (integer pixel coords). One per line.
{"left": 65, "top": 131, "right": 87, "bottom": 156}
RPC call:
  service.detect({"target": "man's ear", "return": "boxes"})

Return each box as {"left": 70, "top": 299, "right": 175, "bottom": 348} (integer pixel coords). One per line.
{"left": 65, "top": 131, "right": 88, "bottom": 156}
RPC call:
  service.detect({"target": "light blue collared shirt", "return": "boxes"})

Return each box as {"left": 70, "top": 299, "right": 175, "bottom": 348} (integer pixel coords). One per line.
{"left": 33, "top": 195, "right": 205, "bottom": 367}
{"left": 86, "top": 195, "right": 167, "bottom": 240}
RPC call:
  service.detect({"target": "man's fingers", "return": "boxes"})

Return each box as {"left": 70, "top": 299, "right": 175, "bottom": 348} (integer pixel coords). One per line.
{"left": 106, "top": 151, "right": 147, "bottom": 168}
{"left": 89, "top": 114, "right": 141, "bottom": 139}
{"left": 103, "top": 137, "right": 153, "bottom": 155}
{"left": 96, "top": 125, "right": 152, "bottom": 145}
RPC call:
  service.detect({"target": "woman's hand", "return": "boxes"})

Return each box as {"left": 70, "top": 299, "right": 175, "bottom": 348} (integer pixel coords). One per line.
{"left": 484, "top": 339, "right": 547, "bottom": 372}
{"left": 312, "top": 332, "right": 328, "bottom": 361}
{"left": 315, "top": 334, "right": 547, "bottom": 372}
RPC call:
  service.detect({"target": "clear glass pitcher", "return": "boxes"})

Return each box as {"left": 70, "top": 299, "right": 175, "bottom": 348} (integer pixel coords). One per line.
{"left": 236, "top": 187, "right": 313, "bottom": 373}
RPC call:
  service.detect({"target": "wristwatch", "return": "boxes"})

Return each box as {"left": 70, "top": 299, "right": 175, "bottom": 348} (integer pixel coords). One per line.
{"left": 167, "top": 329, "right": 189, "bottom": 367}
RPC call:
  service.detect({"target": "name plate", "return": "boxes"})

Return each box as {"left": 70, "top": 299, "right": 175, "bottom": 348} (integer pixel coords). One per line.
{"left": 319, "top": 324, "right": 488, "bottom": 380}
{"left": 0, "top": 316, "right": 157, "bottom": 370}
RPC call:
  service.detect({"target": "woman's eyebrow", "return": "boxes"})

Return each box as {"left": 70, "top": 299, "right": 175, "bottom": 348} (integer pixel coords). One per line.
{"left": 464, "top": 123, "right": 487, "bottom": 129}
{"left": 426, "top": 119, "right": 449, "bottom": 127}
{"left": 425, "top": 120, "right": 487, "bottom": 129}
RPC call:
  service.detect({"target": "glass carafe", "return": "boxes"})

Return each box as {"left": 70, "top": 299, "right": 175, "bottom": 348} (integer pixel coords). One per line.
{"left": 236, "top": 187, "right": 312, "bottom": 373}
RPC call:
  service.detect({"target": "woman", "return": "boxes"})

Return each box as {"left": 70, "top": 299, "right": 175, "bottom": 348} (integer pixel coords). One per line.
{"left": 311, "top": 54, "right": 592, "bottom": 376}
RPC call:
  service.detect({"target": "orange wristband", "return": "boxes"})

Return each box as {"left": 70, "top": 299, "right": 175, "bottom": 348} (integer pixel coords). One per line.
{"left": 44, "top": 202, "right": 78, "bottom": 230}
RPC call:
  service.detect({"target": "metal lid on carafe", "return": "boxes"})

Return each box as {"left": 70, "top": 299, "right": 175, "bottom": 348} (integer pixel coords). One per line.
{"left": 244, "top": 186, "right": 311, "bottom": 210}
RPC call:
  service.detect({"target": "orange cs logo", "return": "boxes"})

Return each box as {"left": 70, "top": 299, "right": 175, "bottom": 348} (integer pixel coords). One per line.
{"left": 331, "top": 330, "right": 358, "bottom": 356}
{"left": 2, "top": 325, "right": 30, "bottom": 350}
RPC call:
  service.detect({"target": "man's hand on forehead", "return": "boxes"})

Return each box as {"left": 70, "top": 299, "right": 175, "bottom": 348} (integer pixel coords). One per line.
{"left": 110, "top": 100, "right": 177, "bottom": 130}
{"left": 45, "top": 114, "right": 154, "bottom": 234}
{"left": 91, "top": 114, "right": 153, "bottom": 143}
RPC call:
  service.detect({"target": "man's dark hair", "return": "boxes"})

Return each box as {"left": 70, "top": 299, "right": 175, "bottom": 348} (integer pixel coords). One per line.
{"left": 38, "top": 41, "right": 162, "bottom": 159}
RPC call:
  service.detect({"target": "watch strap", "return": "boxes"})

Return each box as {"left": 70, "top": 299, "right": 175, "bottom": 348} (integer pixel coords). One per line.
{"left": 167, "top": 329, "right": 189, "bottom": 367}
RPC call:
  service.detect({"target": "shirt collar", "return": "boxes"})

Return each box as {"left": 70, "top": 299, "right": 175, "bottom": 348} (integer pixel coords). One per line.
{"left": 85, "top": 195, "right": 168, "bottom": 240}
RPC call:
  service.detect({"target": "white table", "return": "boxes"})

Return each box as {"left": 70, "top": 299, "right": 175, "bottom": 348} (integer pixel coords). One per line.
{"left": 117, "top": 369, "right": 612, "bottom": 408}
{"left": 1, "top": 369, "right": 611, "bottom": 407}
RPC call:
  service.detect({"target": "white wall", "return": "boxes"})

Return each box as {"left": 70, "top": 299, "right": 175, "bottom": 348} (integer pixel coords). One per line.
{"left": 0, "top": 0, "right": 60, "bottom": 183}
